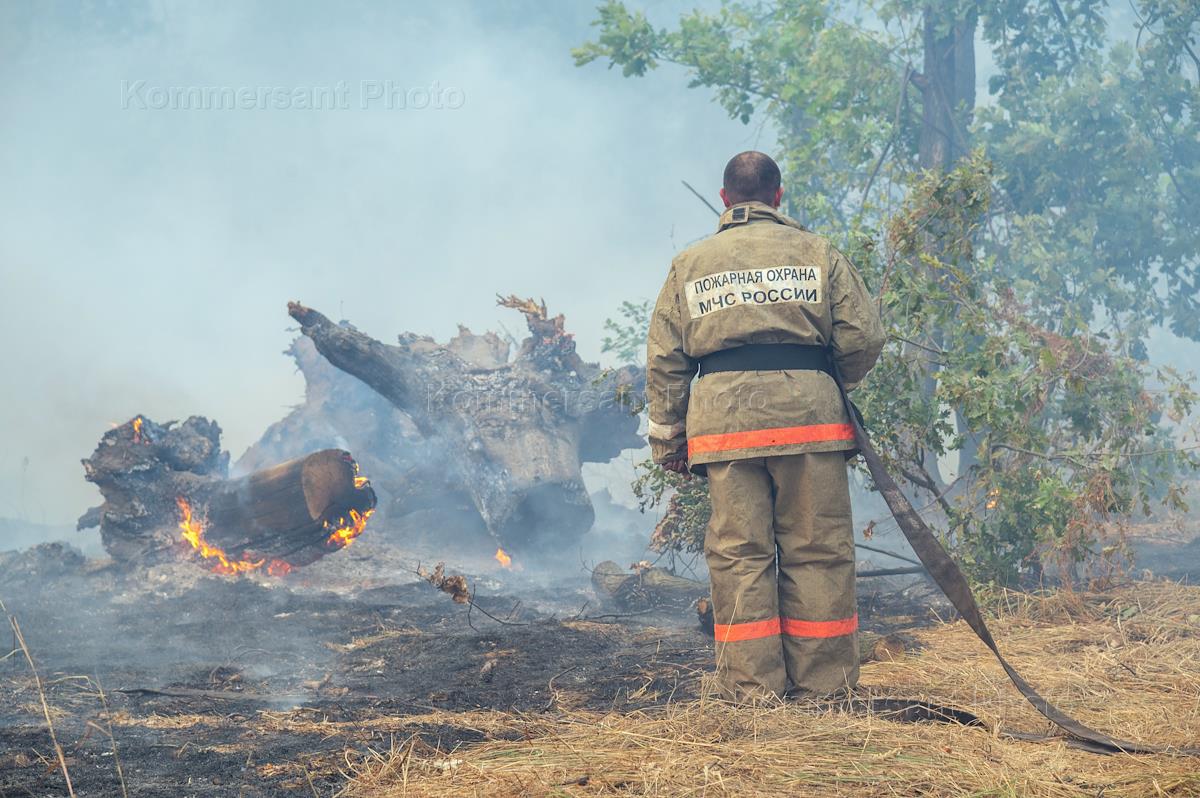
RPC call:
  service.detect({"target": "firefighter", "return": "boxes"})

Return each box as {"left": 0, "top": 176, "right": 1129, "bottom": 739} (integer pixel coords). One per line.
{"left": 646, "top": 151, "right": 885, "bottom": 699}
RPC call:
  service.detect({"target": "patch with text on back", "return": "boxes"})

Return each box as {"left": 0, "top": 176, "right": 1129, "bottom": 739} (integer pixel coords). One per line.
{"left": 685, "top": 266, "right": 822, "bottom": 318}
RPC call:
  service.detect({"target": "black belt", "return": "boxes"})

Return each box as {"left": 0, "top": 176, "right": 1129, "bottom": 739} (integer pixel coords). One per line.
{"left": 699, "top": 343, "right": 864, "bottom": 432}
{"left": 697, "top": 343, "right": 832, "bottom": 377}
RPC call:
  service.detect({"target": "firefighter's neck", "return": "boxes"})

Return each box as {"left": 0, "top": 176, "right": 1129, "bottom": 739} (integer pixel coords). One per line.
{"left": 718, "top": 187, "right": 784, "bottom": 209}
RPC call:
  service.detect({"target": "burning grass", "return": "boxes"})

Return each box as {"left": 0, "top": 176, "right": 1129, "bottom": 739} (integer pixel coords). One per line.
{"left": 339, "top": 581, "right": 1200, "bottom": 797}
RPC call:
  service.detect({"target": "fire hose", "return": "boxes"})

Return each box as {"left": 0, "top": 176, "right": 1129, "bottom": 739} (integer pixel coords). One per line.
{"left": 832, "top": 364, "right": 1199, "bottom": 756}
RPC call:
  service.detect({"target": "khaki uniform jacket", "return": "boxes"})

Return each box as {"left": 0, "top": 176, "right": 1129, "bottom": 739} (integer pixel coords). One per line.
{"left": 646, "top": 201, "right": 885, "bottom": 470}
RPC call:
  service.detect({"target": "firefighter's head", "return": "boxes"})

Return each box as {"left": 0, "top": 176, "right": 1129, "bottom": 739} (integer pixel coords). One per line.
{"left": 720, "top": 151, "right": 783, "bottom": 209}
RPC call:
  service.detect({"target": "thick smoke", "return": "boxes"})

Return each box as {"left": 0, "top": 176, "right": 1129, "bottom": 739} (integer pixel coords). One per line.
{"left": 1, "top": 2, "right": 1194, "bottom": 572}
{"left": 0, "top": 1, "right": 757, "bottom": 533}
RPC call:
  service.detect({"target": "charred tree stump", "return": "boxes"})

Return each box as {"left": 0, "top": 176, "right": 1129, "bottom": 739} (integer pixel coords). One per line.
{"left": 79, "top": 416, "right": 375, "bottom": 572}
{"left": 286, "top": 298, "right": 644, "bottom": 552}
{"left": 78, "top": 415, "right": 227, "bottom": 563}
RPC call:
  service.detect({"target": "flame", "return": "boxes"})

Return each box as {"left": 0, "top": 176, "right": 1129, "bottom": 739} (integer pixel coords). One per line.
{"left": 132, "top": 416, "right": 145, "bottom": 444}
{"left": 323, "top": 461, "right": 375, "bottom": 549}
{"left": 494, "top": 548, "right": 513, "bottom": 569}
{"left": 324, "top": 507, "right": 373, "bottom": 549}
{"left": 176, "top": 497, "right": 265, "bottom": 575}
{"left": 176, "top": 458, "right": 374, "bottom": 574}
{"left": 352, "top": 460, "right": 370, "bottom": 489}
{"left": 267, "top": 559, "right": 293, "bottom": 577}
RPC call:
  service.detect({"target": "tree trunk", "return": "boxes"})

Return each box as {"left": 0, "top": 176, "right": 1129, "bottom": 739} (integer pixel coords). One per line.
{"left": 286, "top": 299, "right": 643, "bottom": 552}
{"left": 914, "top": 5, "right": 979, "bottom": 492}
{"left": 918, "top": 5, "right": 976, "bottom": 172}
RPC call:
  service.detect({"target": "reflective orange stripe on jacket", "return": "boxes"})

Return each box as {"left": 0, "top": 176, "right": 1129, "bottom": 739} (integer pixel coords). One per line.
{"left": 713, "top": 617, "right": 781, "bottom": 642}
{"left": 687, "top": 423, "right": 855, "bottom": 457}
{"left": 781, "top": 613, "right": 858, "bottom": 638}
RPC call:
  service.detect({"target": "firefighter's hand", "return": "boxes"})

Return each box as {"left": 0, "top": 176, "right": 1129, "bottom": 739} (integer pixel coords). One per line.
{"left": 660, "top": 458, "right": 692, "bottom": 478}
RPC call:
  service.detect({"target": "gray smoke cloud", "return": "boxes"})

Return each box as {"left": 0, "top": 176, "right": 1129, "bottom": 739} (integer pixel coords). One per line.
{"left": 0, "top": 1, "right": 758, "bottom": 526}
{"left": 2, "top": 0, "right": 1196, "bottom": 536}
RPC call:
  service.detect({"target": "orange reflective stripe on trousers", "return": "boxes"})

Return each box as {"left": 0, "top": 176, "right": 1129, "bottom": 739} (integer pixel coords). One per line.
{"left": 715, "top": 614, "right": 858, "bottom": 642}
{"left": 713, "top": 617, "right": 782, "bottom": 642}
{"left": 780, "top": 613, "right": 858, "bottom": 638}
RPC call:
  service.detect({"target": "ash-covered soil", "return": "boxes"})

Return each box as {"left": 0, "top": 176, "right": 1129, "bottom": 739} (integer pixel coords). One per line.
{"left": 0, "top": 534, "right": 938, "bottom": 797}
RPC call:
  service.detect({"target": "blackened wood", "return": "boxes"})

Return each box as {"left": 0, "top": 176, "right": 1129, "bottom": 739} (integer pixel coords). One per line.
{"left": 201, "top": 449, "right": 375, "bottom": 558}
{"left": 286, "top": 300, "right": 643, "bottom": 551}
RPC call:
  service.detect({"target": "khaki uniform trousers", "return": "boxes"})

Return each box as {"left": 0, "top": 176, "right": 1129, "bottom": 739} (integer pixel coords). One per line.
{"left": 704, "top": 451, "right": 858, "bottom": 699}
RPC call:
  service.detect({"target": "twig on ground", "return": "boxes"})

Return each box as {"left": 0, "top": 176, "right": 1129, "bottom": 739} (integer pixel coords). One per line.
{"left": 412, "top": 561, "right": 533, "bottom": 628}
{"left": 93, "top": 674, "right": 129, "bottom": 798}
{"left": 465, "top": 585, "right": 478, "bottom": 633}
{"left": 115, "top": 686, "right": 309, "bottom": 702}
{"left": 304, "top": 766, "right": 321, "bottom": 798}
{"left": 574, "top": 609, "right": 657, "bottom": 623}
{"left": 545, "top": 664, "right": 581, "bottom": 711}
{"left": 503, "top": 599, "right": 523, "bottom": 622}
{"left": 466, "top": 598, "right": 533, "bottom": 627}
{"left": 5, "top": 601, "right": 76, "bottom": 798}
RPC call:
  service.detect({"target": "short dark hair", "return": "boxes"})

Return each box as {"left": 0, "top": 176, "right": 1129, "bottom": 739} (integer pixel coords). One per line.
{"left": 723, "top": 151, "right": 781, "bottom": 205}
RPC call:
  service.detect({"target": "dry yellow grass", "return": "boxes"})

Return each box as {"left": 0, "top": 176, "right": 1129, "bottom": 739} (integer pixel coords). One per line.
{"left": 337, "top": 582, "right": 1200, "bottom": 797}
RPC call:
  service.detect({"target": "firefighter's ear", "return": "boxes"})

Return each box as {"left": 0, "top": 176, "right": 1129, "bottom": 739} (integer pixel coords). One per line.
{"left": 773, "top": 186, "right": 784, "bottom": 208}
{"left": 719, "top": 188, "right": 732, "bottom": 209}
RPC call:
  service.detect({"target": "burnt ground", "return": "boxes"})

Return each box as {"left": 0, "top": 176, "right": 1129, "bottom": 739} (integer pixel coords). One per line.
{"left": 0, "top": 535, "right": 943, "bottom": 798}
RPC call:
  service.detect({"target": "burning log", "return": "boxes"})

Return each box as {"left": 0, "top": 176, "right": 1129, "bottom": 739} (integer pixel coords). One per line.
{"left": 285, "top": 298, "right": 644, "bottom": 552}
{"left": 181, "top": 449, "right": 376, "bottom": 571}
{"left": 79, "top": 416, "right": 376, "bottom": 572}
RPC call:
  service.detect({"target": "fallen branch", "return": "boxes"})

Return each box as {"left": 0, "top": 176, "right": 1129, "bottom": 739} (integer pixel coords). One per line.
{"left": 93, "top": 675, "right": 128, "bottom": 798}
{"left": 856, "top": 542, "right": 921, "bottom": 567}
{"left": 857, "top": 566, "right": 926, "bottom": 578}
{"left": 115, "top": 687, "right": 310, "bottom": 702}
{"left": 591, "top": 560, "right": 708, "bottom": 610}
{"left": 416, "top": 562, "right": 471, "bottom": 605}
{"left": 409, "top": 563, "right": 532, "bottom": 629}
